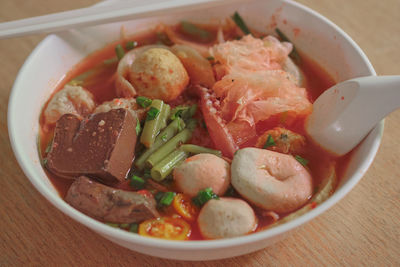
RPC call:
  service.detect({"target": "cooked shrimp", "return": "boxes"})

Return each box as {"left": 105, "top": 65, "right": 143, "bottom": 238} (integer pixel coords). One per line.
{"left": 231, "top": 147, "right": 312, "bottom": 213}
{"left": 256, "top": 127, "right": 306, "bottom": 154}
{"left": 115, "top": 45, "right": 189, "bottom": 102}
{"left": 94, "top": 98, "right": 146, "bottom": 121}
{"left": 171, "top": 44, "right": 215, "bottom": 88}
{"left": 173, "top": 153, "right": 230, "bottom": 197}
{"left": 44, "top": 85, "right": 95, "bottom": 125}
{"left": 198, "top": 198, "right": 257, "bottom": 239}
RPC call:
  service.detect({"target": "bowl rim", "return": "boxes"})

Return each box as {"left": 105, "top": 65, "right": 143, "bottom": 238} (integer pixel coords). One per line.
{"left": 8, "top": 0, "right": 381, "bottom": 251}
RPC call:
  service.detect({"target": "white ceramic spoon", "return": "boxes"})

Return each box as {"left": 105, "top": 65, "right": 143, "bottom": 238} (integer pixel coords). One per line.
{"left": 306, "top": 75, "right": 400, "bottom": 156}
{"left": 0, "top": 0, "right": 239, "bottom": 39}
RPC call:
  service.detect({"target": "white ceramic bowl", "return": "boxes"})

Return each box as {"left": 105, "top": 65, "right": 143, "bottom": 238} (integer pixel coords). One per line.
{"left": 8, "top": 0, "right": 381, "bottom": 260}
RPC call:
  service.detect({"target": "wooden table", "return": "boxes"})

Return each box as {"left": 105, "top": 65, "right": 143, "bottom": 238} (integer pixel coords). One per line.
{"left": 1, "top": 0, "right": 399, "bottom": 265}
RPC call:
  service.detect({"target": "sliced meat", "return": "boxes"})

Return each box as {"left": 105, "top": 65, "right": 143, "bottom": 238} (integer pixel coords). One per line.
{"left": 46, "top": 109, "right": 137, "bottom": 183}
{"left": 65, "top": 176, "right": 159, "bottom": 223}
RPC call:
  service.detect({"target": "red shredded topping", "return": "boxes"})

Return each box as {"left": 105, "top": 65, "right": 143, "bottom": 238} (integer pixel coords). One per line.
{"left": 310, "top": 202, "right": 317, "bottom": 209}
{"left": 137, "top": 189, "right": 152, "bottom": 198}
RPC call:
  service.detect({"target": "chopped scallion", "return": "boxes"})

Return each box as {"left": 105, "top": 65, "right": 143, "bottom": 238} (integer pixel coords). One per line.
{"left": 146, "top": 107, "right": 160, "bottom": 121}
{"left": 136, "top": 118, "right": 141, "bottom": 136}
{"left": 263, "top": 134, "right": 276, "bottom": 149}
{"left": 156, "top": 32, "right": 173, "bottom": 46}
{"left": 295, "top": 155, "right": 309, "bottom": 166}
{"left": 159, "top": 192, "right": 176, "bottom": 206}
{"left": 275, "top": 28, "right": 301, "bottom": 64}
{"left": 129, "top": 223, "right": 138, "bottom": 233}
{"left": 103, "top": 57, "right": 118, "bottom": 65}
{"left": 206, "top": 56, "right": 215, "bottom": 61}
{"left": 125, "top": 41, "right": 138, "bottom": 50}
{"left": 231, "top": 12, "right": 252, "bottom": 35}
{"left": 192, "top": 187, "right": 219, "bottom": 207}
{"left": 136, "top": 96, "right": 152, "bottom": 108}
{"left": 106, "top": 222, "right": 119, "bottom": 228}
{"left": 143, "top": 169, "right": 152, "bottom": 179}
{"left": 129, "top": 175, "right": 146, "bottom": 189}
{"left": 120, "top": 223, "right": 130, "bottom": 228}
{"left": 115, "top": 44, "right": 125, "bottom": 60}
{"left": 180, "top": 21, "right": 211, "bottom": 41}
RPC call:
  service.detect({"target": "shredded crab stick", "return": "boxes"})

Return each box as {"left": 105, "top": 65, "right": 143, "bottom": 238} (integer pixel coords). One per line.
{"left": 231, "top": 148, "right": 313, "bottom": 213}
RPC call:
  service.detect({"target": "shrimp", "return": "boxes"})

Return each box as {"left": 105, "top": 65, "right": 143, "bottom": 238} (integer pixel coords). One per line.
{"left": 44, "top": 85, "right": 95, "bottom": 125}
{"left": 231, "top": 147, "right": 312, "bottom": 213}
{"left": 173, "top": 153, "right": 230, "bottom": 197}
{"left": 115, "top": 45, "right": 189, "bottom": 102}
{"left": 256, "top": 127, "right": 306, "bottom": 154}
{"left": 170, "top": 44, "right": 215, "bottom": 88}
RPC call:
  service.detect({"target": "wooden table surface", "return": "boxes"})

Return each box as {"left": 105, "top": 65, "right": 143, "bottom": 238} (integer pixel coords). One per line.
{"left": 1, "top": 0, "right": 399, "bottom": 266}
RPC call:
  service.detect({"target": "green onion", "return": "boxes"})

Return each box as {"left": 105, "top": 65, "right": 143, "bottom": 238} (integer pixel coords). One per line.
{"left": 42, "top": 158, "right": 48, "bottom": 167}
{"left": 206, "top": 56, "right": 215, "bottom": 61}
{"left": 186, "top": 118, "right": 197, "bottom": 130}
{"left": 67, "top": 80, "right": 84, "bottom": 86}
{"left": 129, "top": 175, "right": 146, "bottom": 189}
{"left": 115, "top": 44, "right": 125, "bottom": 60}
{"left": 136, "top": 118, "right": 141, "bottom": 136}
{"left": 180, "top": 21, "right": 211, "bottom": 41}
{"left": 45, "top": 139, "right": 53, "bottom": 154}
{"left": 129, "top": 223, "right": 139, "bottom": 233}
{"left": 126, "top": 41, "right": 138, "bottom": 50}
{"left": 159, "top": 192, "right": 176, "bottom": 206}
{"left": 275, "top": 28, "right": 301, "bottom": 64}
{"left": 231, "top": 12, "right": 252, "bottom": 35}
{"left": 170, "top": 104, "right": 197, "bottom": 121}
{"left": 106, "top": 223, "right": 119, "bottom": 228}
{"left": 224, "top": 185, "right": 236, "bottom": 197}
{"left": 136, "top": 96, "right": 152, "bottom": 108}
{"left": 161, "top": 133, "right": 168, "bottom": 142}
{"left": 120, "top": 223, "right": 130, "bottom": 228}
{"left": 143, "top": 169, "right": 152, "bottom": 178}
{"left": 295, "top": 155, "right": 309, "bottom": 166}
{"left": 156, "top": 32, "right": 173, "bottom": 46}
{"left": 192, "top": 188, "right": 219, "bottom": 207}
{"left": 154, "top": 191, "right": 165, "bottom": 203}
{"left": 201, "top": 120, "right": 207, "bottom": 130}
{"left": 263, "top": 134, "right": 276, "bottom": 149}
{"left": 103, "top": 57, "right": 118, "bottom": 65}
{"left": 146, "top": 107, "right": 160, "bottom": 121}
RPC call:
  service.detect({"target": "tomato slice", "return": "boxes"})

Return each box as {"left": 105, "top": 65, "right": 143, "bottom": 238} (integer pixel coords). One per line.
{"left": 173, "top": 193, "right": 199, "bottom": 221}
{"left": 197, "top": 85, "right": 238, "bottom": 158}
{"left": 138, "top": 217, "right": 191, "bottom": 240}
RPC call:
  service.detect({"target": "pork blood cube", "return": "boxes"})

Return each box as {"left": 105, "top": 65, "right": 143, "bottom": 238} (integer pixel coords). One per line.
{"left": 46, "top": 108, "right": 137, "bottom": 183}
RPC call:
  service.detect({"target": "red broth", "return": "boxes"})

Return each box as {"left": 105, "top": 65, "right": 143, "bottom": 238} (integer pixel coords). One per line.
{"left": 39, "top": 25, "right": 350, "bottom": 240}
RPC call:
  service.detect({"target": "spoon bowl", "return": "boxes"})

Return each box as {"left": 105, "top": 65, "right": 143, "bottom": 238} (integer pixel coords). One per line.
{"left": 306, "top": 75, "right": 400, "bottom": 156}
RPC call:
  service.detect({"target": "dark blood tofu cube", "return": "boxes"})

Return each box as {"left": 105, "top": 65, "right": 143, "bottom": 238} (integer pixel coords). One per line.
{"left": 65, "top": 176, "right": 159, "bottom": 223}
{"left": 46, "top": 109, "right": 137, "bottom": 183}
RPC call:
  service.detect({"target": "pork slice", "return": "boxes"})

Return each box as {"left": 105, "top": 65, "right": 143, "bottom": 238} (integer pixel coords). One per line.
{"left": 65, "top": 176, "right": 159, "bottom": 223}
